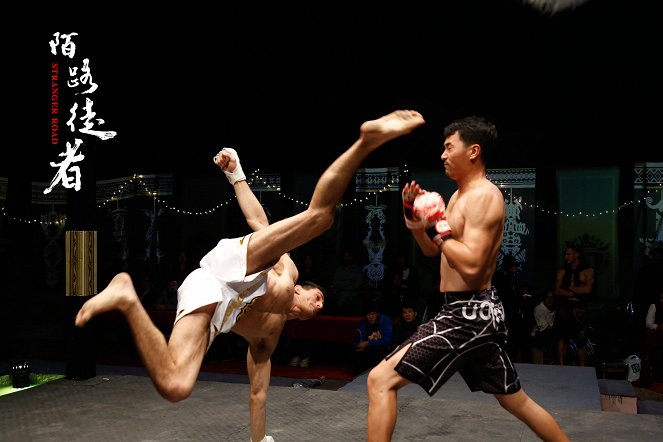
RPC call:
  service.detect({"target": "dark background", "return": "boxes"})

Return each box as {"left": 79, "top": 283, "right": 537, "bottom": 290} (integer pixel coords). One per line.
{"left": 9, "top": 0, "right": 663, "bottom": 183}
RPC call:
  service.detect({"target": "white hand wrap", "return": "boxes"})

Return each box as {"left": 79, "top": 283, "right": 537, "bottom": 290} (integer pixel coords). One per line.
{"left": 427, "top": 219, "right": 452, "bottom": 246}
{"left": 403, "top": 188, "right": 425, "bottom": 230}
{"left": 404, "top": 215, "right": 426, "bottom": 231}
{"left": 221, "top": 147, "right": 246, "bottom": 185}
{"left": 251, "top": 436, "right": 274, "bottom": 442}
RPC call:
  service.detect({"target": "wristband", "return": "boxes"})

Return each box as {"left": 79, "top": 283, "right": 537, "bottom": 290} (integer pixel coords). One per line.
{"left": 402, "top": 200, "right": 415, "bottom": 221}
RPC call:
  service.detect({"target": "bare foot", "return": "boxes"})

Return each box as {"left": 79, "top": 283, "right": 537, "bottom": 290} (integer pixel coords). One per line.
{"left": 359, "top": 110, "right": 425, "bottom": 149}
{"left": 75, "top": 272, "right": 138, "bottom": 327}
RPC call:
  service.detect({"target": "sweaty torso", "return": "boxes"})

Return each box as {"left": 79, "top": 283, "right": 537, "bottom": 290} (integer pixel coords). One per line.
{"left": 230, "top": 254, "right": 296, "bottom": 339}
{"left": 439, "top": 179, "right": 504, "bottom": 292}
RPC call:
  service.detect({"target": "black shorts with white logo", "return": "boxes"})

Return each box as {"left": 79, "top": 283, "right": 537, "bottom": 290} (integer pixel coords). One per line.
{"left": 387, "top": 288, "right": 521, "bottom": 396}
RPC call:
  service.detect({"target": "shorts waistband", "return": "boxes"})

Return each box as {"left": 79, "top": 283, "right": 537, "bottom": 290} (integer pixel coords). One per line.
{"left": 440, "top": 288, "right": 494, "bottom": 299}
{"left": 440, "top": 291, "right": 480, "bottom": 297}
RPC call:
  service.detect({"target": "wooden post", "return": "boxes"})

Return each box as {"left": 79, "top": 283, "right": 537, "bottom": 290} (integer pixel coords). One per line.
{"left": 65, "top": 230, "right": 97, "bottom": 380}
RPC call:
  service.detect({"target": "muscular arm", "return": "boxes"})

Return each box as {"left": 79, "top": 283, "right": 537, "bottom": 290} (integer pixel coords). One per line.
{"left": 410, "top": 228, "right": 441, "bottom": 257}
{"left": 246, "top": 334, "right": 279, "bottom": 442}
{"left": 554, "top": 269, "right": 574, "bottom": 298}
{"left": 432, "top": 187, "right": 504, "bottom": 290}
{"left": 571, "top": 267, "right": 595, "bottom": 296}
{"left": 234, "top": 181, "right": 269, "bottom": 231}
{"left": 215, "top": 148, "right": 269, "bottom": 232}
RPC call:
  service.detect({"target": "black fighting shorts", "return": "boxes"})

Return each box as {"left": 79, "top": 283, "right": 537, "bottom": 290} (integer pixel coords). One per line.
{"left": 387, "top": 288, "right": 522, "bottom": 396}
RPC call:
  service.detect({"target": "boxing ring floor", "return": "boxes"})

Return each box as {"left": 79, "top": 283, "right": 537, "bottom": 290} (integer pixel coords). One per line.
{"left": 1, "top": 362, "right": 662, "bottom": 442}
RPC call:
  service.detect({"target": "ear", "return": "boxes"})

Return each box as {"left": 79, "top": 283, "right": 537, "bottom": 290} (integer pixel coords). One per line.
{"left": 294, "top": 284, "right": 303, "bottom": 295}
{"left": 468, "top": 143, "right": 480, "bottom": 160}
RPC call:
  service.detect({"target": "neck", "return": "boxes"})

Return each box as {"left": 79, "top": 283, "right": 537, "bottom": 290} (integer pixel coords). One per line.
{"left": 455, "top": 167, "right": 487, "bottom": 190}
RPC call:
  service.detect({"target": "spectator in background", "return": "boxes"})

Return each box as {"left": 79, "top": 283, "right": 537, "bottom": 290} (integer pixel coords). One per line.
{"left": 634, "top": 247, "right": 663, "bottom": 327}
{"left": 642, "top": 291, "right": 663, "bottom": 384}
{"left": 298, "top": 253, "right": 323, "bottom": 286}
{"left": 286, "top": 252, "right": 323, "bottom": 368}
{"left": 392, "top": 302, "right": 420, "bottom": 347}
{"left": 554, "top": 244, "right": 594, "bottom": 366}
{"left": 393, "top": 252, "right": 420, "bottom": 296}
{"left": 170, "top": 250, "right": 195, "bottom": 286}
{"left": 352, "top": 303, "right": 393, "bottom": 375}
{"left": 419, "top": 273, "right": 443, "bottom": 324}
{"left": 153, "top": 278, "right": 179, "bottom": 311}
{"left": 330, "top": 250, "right": 364, "bottom": 315}
{"left": 135, "top": 273, "right": 161, "bottom": 309}
{"left": 492, "top": 254, "right": 523, "bottom": 361}
{"left": 378, "top": 271, "right": 411, "bottom": 320}
{"left": 646, "top": 291, "right": 663, "bottom": 331}
{"left": 531, "top": 290, "right": 557, "bottom": 364}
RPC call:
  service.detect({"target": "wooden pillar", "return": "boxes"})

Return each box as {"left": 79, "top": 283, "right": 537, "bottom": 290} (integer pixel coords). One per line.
{"left": 65, "top": 230, "right": 97, "bottom": 380}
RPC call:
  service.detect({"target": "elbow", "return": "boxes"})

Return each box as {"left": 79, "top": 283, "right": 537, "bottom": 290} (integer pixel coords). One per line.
{"left": 308, "top": 207, "right": 335, "bottom": 233}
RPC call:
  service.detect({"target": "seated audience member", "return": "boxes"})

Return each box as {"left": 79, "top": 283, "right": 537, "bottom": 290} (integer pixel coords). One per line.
{"left": 393, "top": 252, "right": 420, "bottom": 295}
{"left": 135, "top": 273, "right": 161, "bottom": 309}
{"left": 379, "top": 271, "right": 411, "bottom": 320}
{"left": 287, "top": 338, "right": 313, "bottom": 369}
{"left": 351, "top": 303, "right": 393, "bottom": 375}
{"left": 298, "top": 253, "right": 323, "bottom": 286}
{"left": 149, "top": 277, "right": 180, "bottom": 340}
{"left": 392, "top": 302, "right": 420, "bottom": 347}
{"left": 645, "top": 291, "right": 663, "bottom": 331}
{"left": 153, "top": 278, "right": 179, "bottom": 310}
{"left": 642, "top": 291, "right": 663, "bottom": 383}
{"left": 531, "top": 291, "right": 557, "bottom": 364}
{"left": 419, "top": 273, "right": 443, "bottom": 324}
{"left": 554, "top": 244, "right": 595, "bottom": 366}
{"left": 169, "top": 250, "right": 195, "bottom": 286}
{"left": 555, "top": 300, "right": 589, "bottom": 366}
{"left": 285, "top": 274, "right": 323, "bottom": 369}
{"left": 330, "top": 250, "right": 364, "bottom": 315}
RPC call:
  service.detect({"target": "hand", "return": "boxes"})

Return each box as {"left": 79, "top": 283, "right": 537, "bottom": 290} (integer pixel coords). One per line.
{"left": 416, "top": 192, "right": 451, "bottom": 246}
{"left": 213, "top": 147, "right": 246, "bottom": 184}
{"left": 402, "top": 181, "right": 426, "bottom": 230}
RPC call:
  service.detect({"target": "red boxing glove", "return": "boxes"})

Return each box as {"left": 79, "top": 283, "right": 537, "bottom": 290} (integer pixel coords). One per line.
{"left": 402, "top": 185, "right": 426, "bottom": 230}
{"left": 412, "top": 191, "right": 452, "bottom": 245}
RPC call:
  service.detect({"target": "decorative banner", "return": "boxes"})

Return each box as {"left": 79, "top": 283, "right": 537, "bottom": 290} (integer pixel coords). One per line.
{"left": 488, "top": 169, "right": 536, "bottom": 278}
{"left": 557, "top": 168, "right": 618, "bottom": 299}
{"left": 634, "top": 162, "right": 663, "bottom": 258}
{"left": 355, "top": 168, "right": 400, "bottom": 286}
{"left": 355, "top": 167, "right": 400, "bottom": 193}
{"left": 40, "top": 208, "right": 67, "bottom": 287}
{"left": 363, "top": 203, "right": 387, "bottom": 287}
{"left": 65, "top": 230, "right": 97, "bottom": 296}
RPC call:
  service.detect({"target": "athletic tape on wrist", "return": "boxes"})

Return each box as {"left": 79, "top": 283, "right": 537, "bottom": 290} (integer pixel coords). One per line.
{"left": 222, "top": 147, "right": 246, "bottom": 184}
{"left": 402, "top": 200, "right": 415, "bottom": 220}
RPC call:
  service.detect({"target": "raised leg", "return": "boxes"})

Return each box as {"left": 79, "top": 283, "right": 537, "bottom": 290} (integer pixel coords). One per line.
{"left": 75, "top": 272, "right": 212, "bottom": 402}
{"left": 246, "top": 110, "right": 425, "bottom": 274}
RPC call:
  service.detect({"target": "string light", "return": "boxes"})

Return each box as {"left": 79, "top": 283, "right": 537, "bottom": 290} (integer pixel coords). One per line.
{"left": 1, "top": 170, "right": 661, "bottom": 224}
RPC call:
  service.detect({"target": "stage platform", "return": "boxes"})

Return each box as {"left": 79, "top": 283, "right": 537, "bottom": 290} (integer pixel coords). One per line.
{"left": 0, "top": 361, "right": 661, "bottom": 441}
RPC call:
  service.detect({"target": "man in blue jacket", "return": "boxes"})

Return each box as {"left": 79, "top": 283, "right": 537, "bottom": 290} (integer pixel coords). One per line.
{"left": 352, "top": 303, "right": 393, "bottom": 375}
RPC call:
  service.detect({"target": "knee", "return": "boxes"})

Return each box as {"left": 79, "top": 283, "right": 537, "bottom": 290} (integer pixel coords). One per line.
{"left": 158, "top": 378, "right": 194, "bottom": 403}
{"left": 367, "top": 363, "right": 390, "bottom": 394}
